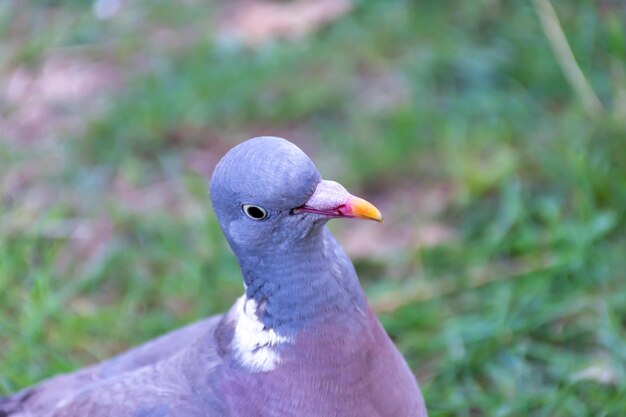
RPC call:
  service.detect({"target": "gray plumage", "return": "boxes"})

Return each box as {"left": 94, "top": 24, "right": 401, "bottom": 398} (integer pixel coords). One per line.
{"left": 1, "top": 137, "right": 427, "bottom": 417}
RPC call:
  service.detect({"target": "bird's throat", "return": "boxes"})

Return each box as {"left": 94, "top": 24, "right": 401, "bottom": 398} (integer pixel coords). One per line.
{"left": 237, "top": 226, "right": 366, "bottom": 335}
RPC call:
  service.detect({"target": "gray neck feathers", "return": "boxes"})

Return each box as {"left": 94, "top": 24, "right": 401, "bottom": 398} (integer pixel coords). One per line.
{"left": 236, "top": 226, "right": 366, "bottom": 334}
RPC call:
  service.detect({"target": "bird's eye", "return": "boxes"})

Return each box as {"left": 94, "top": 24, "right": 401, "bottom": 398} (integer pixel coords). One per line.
{"left": 242, "top": 204, "right": 268, "bottom": 220}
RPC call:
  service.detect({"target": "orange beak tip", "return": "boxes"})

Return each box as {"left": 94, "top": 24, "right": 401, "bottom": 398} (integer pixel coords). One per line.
{"left": 345, "top": 195, "right": 384, "bottom": 223}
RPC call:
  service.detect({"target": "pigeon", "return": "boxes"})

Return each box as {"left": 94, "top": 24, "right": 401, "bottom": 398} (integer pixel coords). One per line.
{"left": 0, "top": 136, "right": 427, "bottom": 417}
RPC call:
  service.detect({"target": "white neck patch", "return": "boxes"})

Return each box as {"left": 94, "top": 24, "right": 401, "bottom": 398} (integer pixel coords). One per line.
{"left": 231, "top": 296, "right": 291, "bottom": 372}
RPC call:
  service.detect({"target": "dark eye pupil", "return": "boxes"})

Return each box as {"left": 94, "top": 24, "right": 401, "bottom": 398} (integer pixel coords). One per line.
{"left": 246, "top": 206, "right": 265, "bottom": 219}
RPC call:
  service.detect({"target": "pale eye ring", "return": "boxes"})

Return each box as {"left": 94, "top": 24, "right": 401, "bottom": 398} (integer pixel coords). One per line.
{"left": 242, "top": 204, "right": 268, "bottom": 220}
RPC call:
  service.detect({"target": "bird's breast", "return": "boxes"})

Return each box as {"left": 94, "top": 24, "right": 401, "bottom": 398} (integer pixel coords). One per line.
{"left": 219, "top": 310, "right": 426, "bottom": 417}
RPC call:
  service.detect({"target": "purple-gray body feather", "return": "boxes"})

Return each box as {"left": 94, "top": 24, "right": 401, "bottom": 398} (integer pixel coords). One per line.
{"left": 1, "top": 137, "right": 427, "bottom": 417}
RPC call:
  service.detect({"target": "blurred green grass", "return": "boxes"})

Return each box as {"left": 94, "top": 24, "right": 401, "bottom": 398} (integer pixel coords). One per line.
{"left": 1, "top": 1, "right": 625, "bottom": 416}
